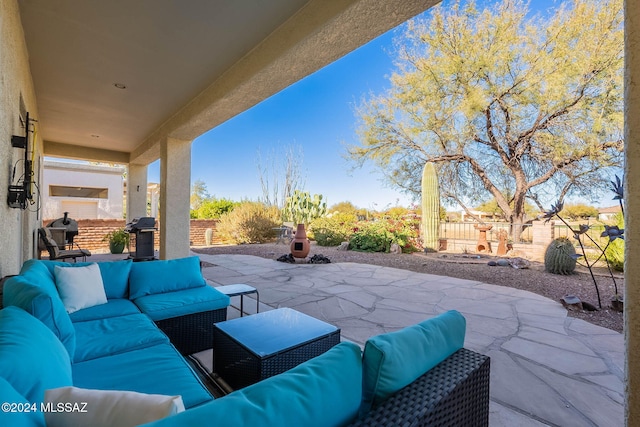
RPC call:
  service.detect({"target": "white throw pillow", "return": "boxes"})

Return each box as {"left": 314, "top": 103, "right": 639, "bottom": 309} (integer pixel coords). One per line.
{"left": 54, "top": 263, "right": 107, "bottom": 314}
{"left": 44, "top": 386, "right": 185, "bottom": 427}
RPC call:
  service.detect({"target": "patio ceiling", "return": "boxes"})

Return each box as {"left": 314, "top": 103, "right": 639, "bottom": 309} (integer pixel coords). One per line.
{"left": 18, "top": 0, "right": 436, "bottom": 165}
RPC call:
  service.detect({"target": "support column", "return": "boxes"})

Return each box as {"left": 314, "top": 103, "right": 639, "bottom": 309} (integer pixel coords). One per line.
{"left": 127, "top": 164, "right": 148, "bottom": 222}
{"left": 626, "top": 0, "right": 640, "bottom": 424}
{"left": 159, "top": 137, "right": 191, "bottom": 260}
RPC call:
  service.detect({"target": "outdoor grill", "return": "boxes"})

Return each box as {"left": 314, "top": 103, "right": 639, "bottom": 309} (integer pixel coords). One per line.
{"left": 125, "top": 217, "right": 156, "bottom": 261}
{"left": 46, "top": 212, "right": 78, "bottom": 247}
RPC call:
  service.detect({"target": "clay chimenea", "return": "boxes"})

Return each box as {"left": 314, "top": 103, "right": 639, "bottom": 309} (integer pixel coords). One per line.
{"left": 290, "top": 224, "right": 311, "bottom": 258}
{"left": 474, "top": 224, "right": 493, "bottom": 253}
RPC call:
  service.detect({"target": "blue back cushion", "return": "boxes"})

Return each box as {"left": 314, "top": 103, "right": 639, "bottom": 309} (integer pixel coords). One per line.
{"left": 361, "top": 310, "right": 466, "bottom": 413}
{"left": 40, "top": 259, "right": 133, "bottom": 299}
{"left": 129, "top": 256, "right": 205, "bottom": 300}
{"left": 2, "top": 275, "right": 76, "bottom": 358}
{"left": 140, "top": 341, "right": 363, "bottom": 427}
{"left": 0, "top": 307, "right": 72, "bottom": 405}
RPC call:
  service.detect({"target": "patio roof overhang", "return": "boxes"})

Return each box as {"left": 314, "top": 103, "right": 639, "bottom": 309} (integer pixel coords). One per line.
{"left": 19, "top": 0, "right": 437, "bottom": 165}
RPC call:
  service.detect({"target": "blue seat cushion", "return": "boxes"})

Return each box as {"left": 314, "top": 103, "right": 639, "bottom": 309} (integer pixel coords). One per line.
{"left": 133, "top": 287, "right": 230, "bottom": 321}
{"left": 140, "top": 341, "right": 363, "bottom": 427}
{"left": 72, "top": 342, "right": 212, "bottom": 409}
{"left": 40, "top": 259, "right": 133, "bottom": 299}
{"left": 73, "top": 313, "right": 169, "bottom": 363}
{"left": 2, "top": 275, "right": 76, "bottom": 358}
{"left": 361, "top": 310, "right": 466, "bottom": 413}
{"left": 0, "top": 377, "right": 44, "bottom": 427}
{"left": 0, "top": 307, "right": 72, "bottom": 405}
{"left": 129, "top": 256, "right": 205, "bottom": 300}
{"left": 69, "top": 298, "right": 141, "bottom": 322}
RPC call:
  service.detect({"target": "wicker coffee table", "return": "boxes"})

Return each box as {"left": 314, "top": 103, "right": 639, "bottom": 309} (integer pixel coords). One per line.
{"left": 213, "top": 308, "right": 340, "bottom": 390}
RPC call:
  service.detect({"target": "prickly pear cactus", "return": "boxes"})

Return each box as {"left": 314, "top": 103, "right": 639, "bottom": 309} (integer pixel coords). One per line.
{"left": 544, "top": 237, "right": 577, "bottom": 275}
{"left": 283, "top": 190, "right": 327, "bottom": 226}
{"left": 421, "top": 162, "right": 440, "bottom": 252}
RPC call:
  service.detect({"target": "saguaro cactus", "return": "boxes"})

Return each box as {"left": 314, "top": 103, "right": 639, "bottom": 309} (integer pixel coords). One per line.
{"left": 421, "top": 162, "right": 440, "bottom": 252}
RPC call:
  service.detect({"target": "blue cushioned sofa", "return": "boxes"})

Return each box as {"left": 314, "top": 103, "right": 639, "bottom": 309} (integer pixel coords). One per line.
{"left": 6, "top": 256, "right": 230, "bottom": 356}
{"left": 0, "top": 256, "right": 490, "bottom": 427}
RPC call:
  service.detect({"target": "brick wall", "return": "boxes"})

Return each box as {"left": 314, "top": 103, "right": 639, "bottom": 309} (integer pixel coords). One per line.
{"left": 189, "top": 219, "right": 221, "bottom": 246}
{"left": 41, "top": 218, "right": 222, "bottom": 254}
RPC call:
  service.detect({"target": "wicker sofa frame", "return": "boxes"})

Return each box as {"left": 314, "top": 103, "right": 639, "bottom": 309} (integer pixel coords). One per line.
{"left": 348, "top": 348, "right": 490, "bottom": 427}
{"left": 156, "top": 308, "right": 227, "bottom": 355}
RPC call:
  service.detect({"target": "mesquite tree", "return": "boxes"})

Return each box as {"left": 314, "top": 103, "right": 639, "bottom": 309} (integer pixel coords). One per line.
{"left": 349, "top": 0, "right": 623, "bottom": 240}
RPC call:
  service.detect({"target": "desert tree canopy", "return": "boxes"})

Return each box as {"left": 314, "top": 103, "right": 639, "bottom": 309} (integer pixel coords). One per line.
{"left": 348, "top": 0, "right": 623, "bottom": 237}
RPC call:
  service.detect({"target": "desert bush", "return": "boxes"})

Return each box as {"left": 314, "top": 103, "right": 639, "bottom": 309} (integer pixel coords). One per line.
{"left": 216, "top": 201, "right": 280, "bottom": 244}
{"left": 310, "top": 213, "right": 357, "bottom": 246}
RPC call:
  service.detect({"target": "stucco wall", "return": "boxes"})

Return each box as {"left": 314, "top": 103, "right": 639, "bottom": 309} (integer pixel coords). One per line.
{"left": 42, "top": 161, "right": 125, "bottom": 219}
{"left": 0, "top": 0, "right": 43, "bottom": 277}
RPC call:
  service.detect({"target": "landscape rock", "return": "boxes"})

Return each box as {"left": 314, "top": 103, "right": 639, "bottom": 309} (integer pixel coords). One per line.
{"left": 337, "top": 242, "right": 350, "bottom": 251}
{"left": 309, "top": 254, "right": 331, "bottom": 264}
{"left": 496, "top": 259, "right": 511, "bottom": 267}
{"left": 509, "top": 257, "right": 531, "bottom": 269}
{"left": 389, "top": 243, "right": 402, "bottom": 254}
{"left": 561, "top": 295, "right": 583, "bottom": 311}
{"left": 276, "top": 253, "right": 296, "bottom": 263}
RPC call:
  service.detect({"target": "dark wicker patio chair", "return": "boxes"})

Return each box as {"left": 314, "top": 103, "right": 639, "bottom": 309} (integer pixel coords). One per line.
{"left": 38, "top": 227, "right": 91, "bottom": 262}
{"left": 348, "top": 348, "right": 490, "bottom": 427}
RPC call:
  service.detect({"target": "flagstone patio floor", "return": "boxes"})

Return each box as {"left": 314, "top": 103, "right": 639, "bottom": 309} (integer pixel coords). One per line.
{"left": 196, "top": 252, "right": 624, "bottom": 427}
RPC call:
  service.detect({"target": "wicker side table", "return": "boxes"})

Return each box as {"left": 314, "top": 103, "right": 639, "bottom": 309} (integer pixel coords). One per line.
{"left": 213, "top": 308, "right": 340, "bottom": 390}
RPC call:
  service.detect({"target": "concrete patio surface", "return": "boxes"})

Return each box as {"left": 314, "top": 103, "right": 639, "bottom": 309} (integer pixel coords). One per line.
{"left": 196, "top": 252, "right": 624, "bottom": 427}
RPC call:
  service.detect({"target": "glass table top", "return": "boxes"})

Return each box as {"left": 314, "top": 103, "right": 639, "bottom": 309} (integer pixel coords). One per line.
{"left": 214, "top": 308, "right": 338, "bottom": 357}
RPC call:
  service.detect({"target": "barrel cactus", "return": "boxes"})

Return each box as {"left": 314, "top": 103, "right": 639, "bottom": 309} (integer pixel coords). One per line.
{"left": 421, "top": 162, "right": 440, "bottom": 252}
{"left": 544, "top": 237, "right": 577, "bottom": 275}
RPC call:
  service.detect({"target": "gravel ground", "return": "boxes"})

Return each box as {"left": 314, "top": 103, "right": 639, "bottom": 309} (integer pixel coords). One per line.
{"left": 193, "top": 242, "right": 624, "bottom": 333}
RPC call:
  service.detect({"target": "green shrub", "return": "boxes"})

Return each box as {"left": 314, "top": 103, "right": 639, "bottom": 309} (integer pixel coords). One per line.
{"left": 349, "top": 218, "right": 420, "bottom": 253}
{"left": 191, "top": 198, "right": 237, "bottom": 219}
{"left": 309, "top": 213, "right": 357, "bottom": 246}
{"left": 216, "top": 201, "right": 280, "bottom": 244}
{"left": 350, "top": 224, "right": 390, "bottom": 252}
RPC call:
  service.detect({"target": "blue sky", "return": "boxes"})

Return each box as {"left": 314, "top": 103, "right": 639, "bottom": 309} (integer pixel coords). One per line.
{"left": 148, "top": 0, "right": 566, "bottom": 210}
{"left": 149, "top": 22, "right": 406, "bottom": 210}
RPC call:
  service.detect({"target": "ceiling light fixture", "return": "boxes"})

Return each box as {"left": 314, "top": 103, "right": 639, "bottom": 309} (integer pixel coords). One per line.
{"left": 114, "top": 83, "right": 127, "bottom": 89}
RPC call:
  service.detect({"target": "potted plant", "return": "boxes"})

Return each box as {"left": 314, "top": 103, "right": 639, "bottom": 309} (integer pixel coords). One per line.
{"left": 103, "top": 228, "right": 129, "bottom": 254}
